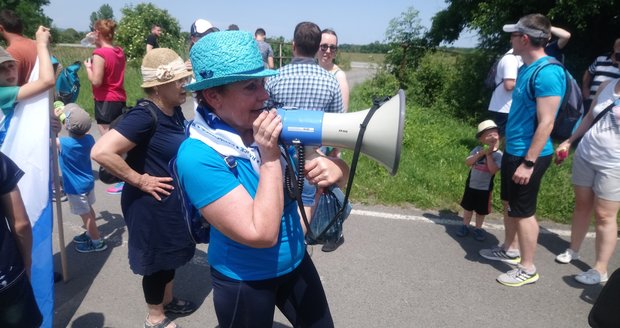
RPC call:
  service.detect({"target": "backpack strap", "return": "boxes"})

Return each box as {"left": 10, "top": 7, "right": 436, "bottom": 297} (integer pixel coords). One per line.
{"left": 527, "top": 61, "right": 570, "bottom": 109}
{"left": 134, "top": 99, "right": 160, "bottom": 139}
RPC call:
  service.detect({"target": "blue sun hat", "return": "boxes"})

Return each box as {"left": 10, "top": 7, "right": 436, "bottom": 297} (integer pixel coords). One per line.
{"left": 185, "top": 30, "right": 278, "bottom": 91}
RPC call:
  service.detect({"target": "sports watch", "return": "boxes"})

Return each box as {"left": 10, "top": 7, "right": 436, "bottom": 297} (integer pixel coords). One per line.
{"left": 523, "top": 159, "right": 535, "bottom": 168}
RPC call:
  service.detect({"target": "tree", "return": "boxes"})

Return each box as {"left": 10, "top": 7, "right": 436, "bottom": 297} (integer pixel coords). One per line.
{"left": 89, "top": 4, "right": 114, "bottom": 31}
{"left": 115, "top": 3, "right": 184, "bottom": 61}
{"left": 426, "top": 0, "right": 620, "bottom": 69}
{"left": 384, "top": 6, "right": 428, "bottom": 87}
{"left": 54, "top": 28, "right": 82, "bottom": 43}
{"left": 0, "top": 0, "right": 51, "bottom": 38}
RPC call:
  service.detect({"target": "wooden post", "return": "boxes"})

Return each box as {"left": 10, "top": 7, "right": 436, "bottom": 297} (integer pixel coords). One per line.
{"left": 50, "top": 89, "right": 69, "bottom": 282}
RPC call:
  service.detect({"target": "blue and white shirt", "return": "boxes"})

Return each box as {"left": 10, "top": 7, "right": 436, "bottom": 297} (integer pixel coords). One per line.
{"left": 265, "top": 57, "right": 343, "bottom": 113}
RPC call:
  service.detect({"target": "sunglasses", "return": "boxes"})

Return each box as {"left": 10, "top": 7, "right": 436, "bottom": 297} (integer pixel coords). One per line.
{"left": 319, "top": 44, "right": 338, "bottom": 52}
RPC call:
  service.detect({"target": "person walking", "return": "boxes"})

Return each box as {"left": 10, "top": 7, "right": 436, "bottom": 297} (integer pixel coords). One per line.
{"left": 554, "top": 78, "right": 620, "bottom": 285}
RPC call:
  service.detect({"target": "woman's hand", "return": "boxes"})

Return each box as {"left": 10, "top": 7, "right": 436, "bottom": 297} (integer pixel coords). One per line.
{"left": 305, "top": 156, "right": 346, "bottom": 188}
{"left": 253, "top": 109, "right": 282, "bottom": 162}
{"left": 137, "top": 174, "right": 174, "bottom": 201}
{"left": 35, "top": 26, "right": 51, "bottom": 46}
{"left": 554, "top": 140, "right": 571, "bottom": 165}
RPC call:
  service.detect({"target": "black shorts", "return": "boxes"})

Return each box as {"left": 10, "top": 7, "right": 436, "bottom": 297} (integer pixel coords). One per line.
{"left": 490, "top": 112, "right": 509, "bottom": 137}
{"left": 460, "top": 186, "right": 492, "bottom": 215}
{"left": 94, "top": 100, "right": 126, "bottom": 124}
{"left": 0, "top": 272, "right": 42, "bottom": 328}
{"left": 500, "top": 153, "right": 552, "bottom": 218}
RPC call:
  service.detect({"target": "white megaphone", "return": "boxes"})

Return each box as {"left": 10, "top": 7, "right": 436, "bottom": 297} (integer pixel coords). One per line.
{"left": 277, "top": 90, "right": 405, "bottom": 175}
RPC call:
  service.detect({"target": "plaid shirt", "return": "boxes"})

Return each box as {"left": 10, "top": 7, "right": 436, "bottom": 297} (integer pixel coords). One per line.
{"left": 266, "top": 57, "right": 344, "bottom": 113}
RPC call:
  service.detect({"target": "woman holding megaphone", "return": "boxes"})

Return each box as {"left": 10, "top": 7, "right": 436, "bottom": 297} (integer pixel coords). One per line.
{"left": 176, "top": 31, "right": 348, "bottom": 327}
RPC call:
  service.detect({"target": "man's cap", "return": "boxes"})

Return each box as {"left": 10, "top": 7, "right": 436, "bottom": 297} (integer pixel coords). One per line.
{"left": 0, "top": 47, "right": 16, "bottom": 65}
{"left": 476, "top": 120, "right": 498, "bottom": 138}
{"left": 503, "top": 18, "right": 550, "bottom": 39}
{"left": 191, "top": 19, "right": 219, "bottom": 38}
{"left": 64, "top": 103, "right": 92, "bottom": 135}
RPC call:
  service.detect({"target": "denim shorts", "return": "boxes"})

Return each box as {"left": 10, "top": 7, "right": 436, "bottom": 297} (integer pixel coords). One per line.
{"left": 68, "top": 190, "right": 95, "bottom": 215}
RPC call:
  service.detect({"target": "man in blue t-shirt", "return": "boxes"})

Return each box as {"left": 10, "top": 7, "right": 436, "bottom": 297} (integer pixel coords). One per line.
{"left": 479, "top": 13, "right": 565, "bottom": 287}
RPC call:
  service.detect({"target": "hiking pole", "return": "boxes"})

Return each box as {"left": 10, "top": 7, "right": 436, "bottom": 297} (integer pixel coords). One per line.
{"left": 50, "top": 89, "right": 69, "bottom": 282}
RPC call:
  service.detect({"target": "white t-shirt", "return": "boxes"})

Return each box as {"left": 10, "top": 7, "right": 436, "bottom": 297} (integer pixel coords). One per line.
{"left": 576, "top": 79, "right": 620, "bottom": 168}
{"left": 488, "top": 50, "right": 523, "bottom": 113}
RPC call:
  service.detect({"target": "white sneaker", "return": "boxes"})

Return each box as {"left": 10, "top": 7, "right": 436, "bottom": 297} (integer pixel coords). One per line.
{"left": 555, "top": 248, "right": 579, "bottom": 264}
{"left": 575, "top": 269, "right": 608, "bottom": 285}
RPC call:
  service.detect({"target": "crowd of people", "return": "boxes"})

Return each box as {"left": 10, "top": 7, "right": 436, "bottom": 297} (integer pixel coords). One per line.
{"left": 457, "top": 13, "right": 620, "bottom": 290}
{"left": 0, "top": 9, "right": 353, "bottom": 328}
{"left": 0, "top": 6, "right": 618, "bottom": 327}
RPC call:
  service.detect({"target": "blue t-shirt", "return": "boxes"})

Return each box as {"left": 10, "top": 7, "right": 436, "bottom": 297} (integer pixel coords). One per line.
{"left": 176, "top": 138, "right": 305, "bottom": 281}
{"left": 0, "top": 151, "right": 26, "bottom": 292}
{"left": 0, "top": 86, "right": 19, "bottom": 147}
{"left": 505, "top": 56, "right": 566, "bottom": 157}
{"left": 59, "top": 134, "right": 95, "bottom": 194}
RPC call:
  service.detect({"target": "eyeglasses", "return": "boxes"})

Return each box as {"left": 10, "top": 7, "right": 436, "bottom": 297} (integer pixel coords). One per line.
{"left": 319, "top": 44, "right": 338, "bottom": 52}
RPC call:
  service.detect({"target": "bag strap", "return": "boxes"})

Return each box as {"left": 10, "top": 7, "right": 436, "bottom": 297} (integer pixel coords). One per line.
{"left": 135, "top": 99, "right": 160, "bottom": 139}
{"left": 591, "top": 98, "right": 620, "bottom": 127}
{"left": 528, "top": 61, "right": 570, "bottom": 109}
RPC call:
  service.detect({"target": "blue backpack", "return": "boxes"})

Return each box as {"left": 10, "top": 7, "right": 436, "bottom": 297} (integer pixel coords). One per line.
{"left": 528, "top": 58, "right": 585, "bottom": 141}
{"left": 55, "top": 61, "right": 81, "bottom": 104}
{"left": 168, "top": 121, "right": 242, "bottom": 244}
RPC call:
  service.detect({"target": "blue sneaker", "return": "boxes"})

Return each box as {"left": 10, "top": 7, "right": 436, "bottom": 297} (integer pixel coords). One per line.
{"left": 75, "top": 239, "right": 107, "bottom": 253}
{"left": 456, "top": 224, "right": 470, "bottom": 237}
{"left": 473, "top": 228, "right": 487, "bottom": 241}
{"left": 72, "top": 232, "right": 91, "bottom": 244}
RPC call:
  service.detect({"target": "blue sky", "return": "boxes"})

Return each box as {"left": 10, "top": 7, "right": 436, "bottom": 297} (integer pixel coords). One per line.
{"left": 44, "top": 0, "right": 478, "bottom": 47}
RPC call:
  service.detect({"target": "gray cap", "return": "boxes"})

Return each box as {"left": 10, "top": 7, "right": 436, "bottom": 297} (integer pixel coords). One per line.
{"left": 503, "top": 18, "right": 550, "bottom": 39}
{"left": 0, "top": 47, "right": 16, "bottom": 65}
{"left": 64, "top": 103, "right": 91, "bottom": 135}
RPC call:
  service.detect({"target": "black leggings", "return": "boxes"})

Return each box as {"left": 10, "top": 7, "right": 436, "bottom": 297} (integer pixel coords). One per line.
{"left": 142, "top": 269, "right": 175, "bottom": 305}
{"left": 211, "top": 252, "right": 333, "bottom": 328}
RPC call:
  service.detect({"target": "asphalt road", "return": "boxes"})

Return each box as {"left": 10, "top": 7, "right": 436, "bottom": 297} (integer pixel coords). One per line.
{"left": 50, "top": 64, "right": 619, "bottom": 327}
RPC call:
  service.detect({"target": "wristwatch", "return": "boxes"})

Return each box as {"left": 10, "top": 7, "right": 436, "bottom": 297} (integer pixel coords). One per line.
{"left": 523, "top": 159, "right": 535, "bottom": 168}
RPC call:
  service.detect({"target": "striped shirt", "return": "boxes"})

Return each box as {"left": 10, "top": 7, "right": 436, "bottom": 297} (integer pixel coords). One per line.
{"left": 587, "top": 55, "right": 620, "bottom": 100}
{"left": 266, "top": 57, "right": 343, "bottom": 113}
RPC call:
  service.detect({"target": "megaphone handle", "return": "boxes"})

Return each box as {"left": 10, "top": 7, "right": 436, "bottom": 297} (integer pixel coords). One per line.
{"left": 312, "top": 102, "right": 381, "bottom": 241}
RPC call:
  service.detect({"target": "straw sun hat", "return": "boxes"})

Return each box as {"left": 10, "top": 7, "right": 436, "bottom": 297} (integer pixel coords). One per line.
{"left": 476, "top": 120, "right": 498, "bottom": 138}
{"left": 185, "top": 30, "right": 278, "bottom": 91}
{"left": 140, "top": 48, "right": 193, "bottom": 88}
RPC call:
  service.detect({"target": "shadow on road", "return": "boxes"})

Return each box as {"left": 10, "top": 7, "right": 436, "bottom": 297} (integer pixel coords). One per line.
{"left": 54, "top": 210, "right": 125, "bottom": 328}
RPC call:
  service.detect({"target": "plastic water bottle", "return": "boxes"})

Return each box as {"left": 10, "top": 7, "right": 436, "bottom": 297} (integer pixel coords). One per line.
{"left": 80, "top": 32, "right": 96, "bottom": 47}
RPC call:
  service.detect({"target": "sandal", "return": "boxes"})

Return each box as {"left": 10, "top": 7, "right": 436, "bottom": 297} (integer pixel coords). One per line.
{"left": 164, "top": 297, "right": 197, "bottom": 315}
{"left": 144, "top": 316, "right": 180, "bottom": 328}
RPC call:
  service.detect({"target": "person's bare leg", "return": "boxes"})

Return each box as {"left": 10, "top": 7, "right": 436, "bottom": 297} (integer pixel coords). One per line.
{"left": 516, "top": 215, "right": 539, "bottom": 271}
{"left": 592, "top": 197, "right": 620, "bottom": 276}
{"left": 568, "top": 186, "right": 595, "bottom": 252}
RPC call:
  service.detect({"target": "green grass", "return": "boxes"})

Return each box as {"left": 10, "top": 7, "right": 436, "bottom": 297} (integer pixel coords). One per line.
{"left": 345, "top": 90, "right": 578, "bottom": 224}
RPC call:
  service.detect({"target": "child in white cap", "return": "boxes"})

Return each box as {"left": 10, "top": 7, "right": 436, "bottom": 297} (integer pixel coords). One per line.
{"left": 56, "top": 103, "right": 106, "bottom": 253}
{"left": 457, "top": 120, "right": 503, "bottom": 241}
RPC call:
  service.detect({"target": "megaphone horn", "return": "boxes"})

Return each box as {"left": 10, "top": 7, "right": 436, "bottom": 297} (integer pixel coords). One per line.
{"left": 278, "top": 90, "right": 406, "bottom": 175}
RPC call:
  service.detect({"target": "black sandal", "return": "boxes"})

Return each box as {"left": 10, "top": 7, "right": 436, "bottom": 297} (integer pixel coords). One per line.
{"left": 144, "top": 316, "right": 180, "bottom": 328}
{"left": 164, "top": 297, "right": 197, "bottom": 315}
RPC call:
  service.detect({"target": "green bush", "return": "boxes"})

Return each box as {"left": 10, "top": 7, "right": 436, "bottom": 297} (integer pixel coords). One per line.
{"left": 407, "top": 50, "right": 456, "bottom": 108}
{"left": 115, "top": 3, "right": 184, "bottom": 62}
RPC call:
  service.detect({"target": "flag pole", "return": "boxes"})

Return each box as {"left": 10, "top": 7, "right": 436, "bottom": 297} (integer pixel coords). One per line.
{"left": 50, "top": 89, "right": 69, "bottom": 282}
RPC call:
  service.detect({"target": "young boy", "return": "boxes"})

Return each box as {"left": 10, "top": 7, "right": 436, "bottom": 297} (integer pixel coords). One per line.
{"left": 0, "top": 26, "right": 55, "bottom": 147}
{"left": 0, "top": 151, "right": 43, "bottom": 327}
{"left": 457, "top": 120, "right": 502, "bottom": 241}
{"left": 56, "top": 103, "right": 106, "bottom": 253}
